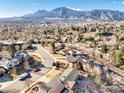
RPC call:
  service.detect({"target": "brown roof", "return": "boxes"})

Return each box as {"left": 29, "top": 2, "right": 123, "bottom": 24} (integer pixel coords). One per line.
{"left": 38, "top": 76, "right": 65, "bottom": 93}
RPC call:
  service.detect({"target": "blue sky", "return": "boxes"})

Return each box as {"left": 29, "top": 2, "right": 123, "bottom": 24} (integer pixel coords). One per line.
{"left": 0, "top": 0, "right": 124, "bottom": 18}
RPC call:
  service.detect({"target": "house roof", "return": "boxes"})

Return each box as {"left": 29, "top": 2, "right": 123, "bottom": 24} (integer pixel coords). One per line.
{"left": 0, "top": 51, "right": 27, "bottom": 69}
{"left": 60, "top": 68, "right": 79, "bottom": 82}
{"left": 72, "top": 76, "right": 99, "bottom": 93}
{"left": 0, "top": 41, "right": 26, "bottom": 45}
{"left": 0, "top": 58, "right": 11, "bottom": 69}
{"left": 66, "top": 55, "right": 80, "bottom": 63}
{"left": 38, "top": 76, "right": 65, "bottom": 93}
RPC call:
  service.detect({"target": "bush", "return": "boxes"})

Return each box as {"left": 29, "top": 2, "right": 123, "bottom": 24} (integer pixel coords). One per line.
{"left": 120, "top": 37, "right": 124, "bottom": 41}
{"left": 86, "top": 37, "right": 95, "bottom": 42}
{"left": 28, "top": 39, "right": 36, "bottom": 45}
{"left": 41, "top": 41, "right": 45, "bottom": 46}
{"left": 52, "top": 63, "right": 56, "bottom": 66}
{"left": 109, "top": 51, "right": 124, "bottom": 67}
{"left": 100, "top": 44, "right": 108, "bottom": 53}
{"left": 56, "top": 62, "right": 60, "bottom": 69}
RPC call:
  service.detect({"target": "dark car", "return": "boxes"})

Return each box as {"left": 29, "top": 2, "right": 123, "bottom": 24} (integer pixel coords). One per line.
{"left": 33, "top": 67, "right": 41, "bottom": 72}
{"left": 19, "top": 73, "right": 31, "bottom": 81}
{"left": 61, "top": 88, "right": 69, "bottom": 93}
{"left": 0, "top": 73, "right": 4, "bottom": 77}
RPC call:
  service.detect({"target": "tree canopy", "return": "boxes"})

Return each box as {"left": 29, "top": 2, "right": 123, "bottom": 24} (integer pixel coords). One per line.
{"left": 109, "top": 51, "right": 124, "bottom": 67}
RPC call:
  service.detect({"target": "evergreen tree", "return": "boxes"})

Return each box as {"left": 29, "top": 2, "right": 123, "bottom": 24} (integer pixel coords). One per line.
{"left": 8, "top": 44, "right": 16, "bottom": 57}
{"left": 100, "top": 44, "right": 108, "bottom": 53}
{"left": 109, "top": 51, "right": 124, "bottom": 67}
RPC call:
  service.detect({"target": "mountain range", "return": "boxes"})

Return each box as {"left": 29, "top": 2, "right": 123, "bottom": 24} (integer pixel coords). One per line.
{"left": 1, "top": 7, "right": 124, "bottom": 22}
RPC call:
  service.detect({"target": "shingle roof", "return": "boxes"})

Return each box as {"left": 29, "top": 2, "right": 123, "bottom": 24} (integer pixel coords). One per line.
{"left": 60, "top": 68, "right": 79, "bottom": 82}
{"left": 38, "top": 76, "right": 65, "bottom": 93}
{"left": 0, "top": 51, "right": 27, "bottom": 69}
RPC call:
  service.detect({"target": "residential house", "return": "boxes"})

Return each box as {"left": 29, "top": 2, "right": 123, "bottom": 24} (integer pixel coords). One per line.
{"left": 0, "top": 51, "right": 30, "bottom": 74}
{"left": 66, "top": 51, "right": 104, "bottom": 76}
{"left": 60, "top": 68, "right": 79, "bottom": 90}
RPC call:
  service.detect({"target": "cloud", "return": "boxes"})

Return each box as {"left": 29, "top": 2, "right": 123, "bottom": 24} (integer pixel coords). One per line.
{"left": 108, "top": 1, "right": 124, "bottom": 5}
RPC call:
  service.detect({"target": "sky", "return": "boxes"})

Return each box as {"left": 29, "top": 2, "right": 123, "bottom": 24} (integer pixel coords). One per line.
{"left": 0, "top": 0, "right": 124, "bottom": 18}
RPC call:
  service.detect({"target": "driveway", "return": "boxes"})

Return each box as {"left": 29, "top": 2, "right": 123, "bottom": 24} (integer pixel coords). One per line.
{"left": 0, "top": 44, "right": 56, "bottom": 93}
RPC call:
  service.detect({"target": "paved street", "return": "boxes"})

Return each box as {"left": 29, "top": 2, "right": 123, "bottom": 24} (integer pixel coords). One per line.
{"left": 34, "top": 45, "right": 55, "bottom": 67}
{"left": 0, "top": 45, "right": 56, "bottom": 93}
{"left": 1, "top": 68, "right": 51, "bottom": 93}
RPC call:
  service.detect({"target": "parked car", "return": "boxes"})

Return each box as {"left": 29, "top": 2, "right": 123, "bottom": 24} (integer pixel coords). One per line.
{"left": 19, "top": 73, "right": 31, "bottom": 81}
{"left": 61, "top": 88, "right": 69, "bottom": 93}
{"left": 0, "top": 73, "right": 4, "bottom": 77}
{"left": 33, "top": 67, "right": 41, "bottom": 72}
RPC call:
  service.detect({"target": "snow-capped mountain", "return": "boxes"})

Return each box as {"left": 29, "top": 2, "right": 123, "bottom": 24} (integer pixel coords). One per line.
{"left": 1, "top": 7, "right": 124, "bottom": 22}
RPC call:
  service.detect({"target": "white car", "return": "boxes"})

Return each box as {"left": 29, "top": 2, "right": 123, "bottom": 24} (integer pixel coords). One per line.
{"left": 19, "top": 73, "right": 30, "bottom": 81}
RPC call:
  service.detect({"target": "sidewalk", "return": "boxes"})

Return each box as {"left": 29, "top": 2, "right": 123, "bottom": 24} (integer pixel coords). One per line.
{"left": 0, "top": 78, "right": 19, "bottom": 89}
